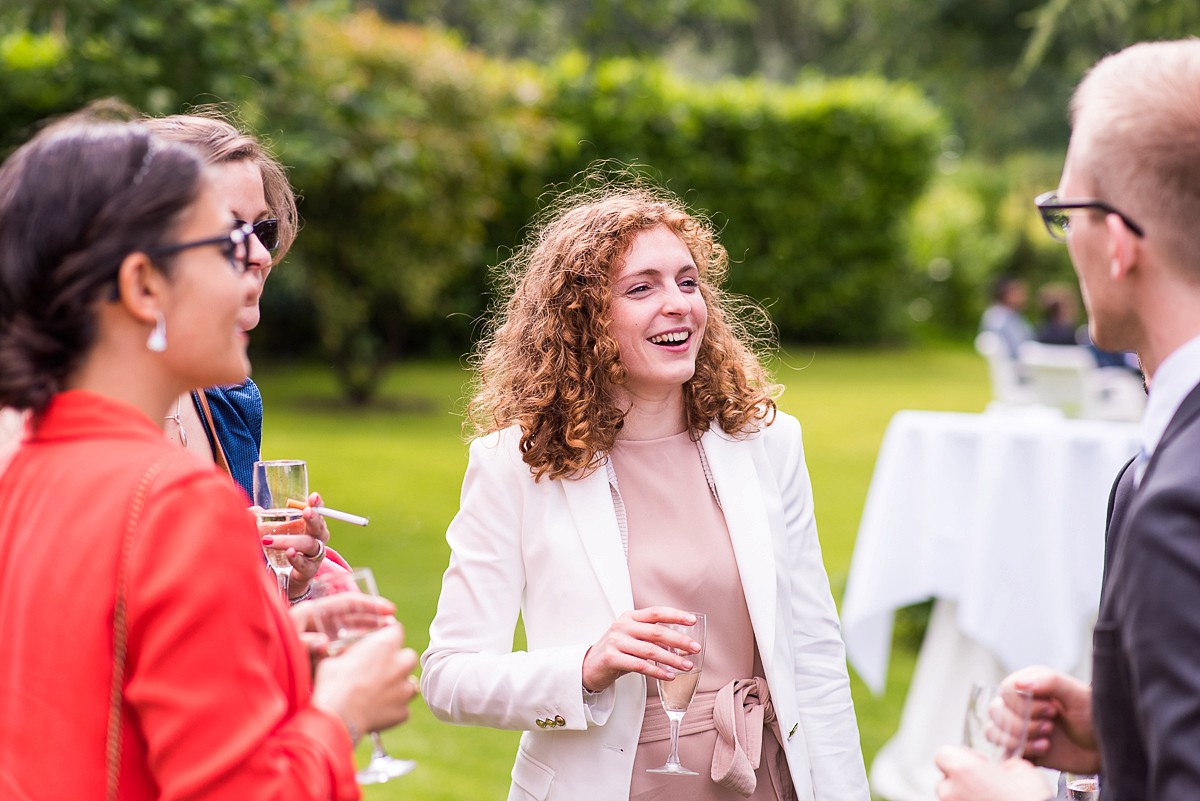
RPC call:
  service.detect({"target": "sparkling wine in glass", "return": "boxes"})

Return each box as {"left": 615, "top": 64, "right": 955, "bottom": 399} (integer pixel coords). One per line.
{"left": 1065, "top": 773, "right": 1099, "bottom": 801}
{"left": 255, "top": 507, "right": 305, "bottom": 599}
{"left": 312, "top": 568, "right": 417, "bottom": 784}
{"left": 646, "top": 613, "right": 707, "bottom": 776}
{"left": 962, "top": 682, "right": 1033, "bottom": 762}
{"left": 252, "top": 460, "right": 309, "bottom": 600}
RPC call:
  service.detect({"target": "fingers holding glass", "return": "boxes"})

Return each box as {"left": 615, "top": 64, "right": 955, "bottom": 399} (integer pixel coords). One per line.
{"left": 311, "top": 568, "right": 417, "bottom": 784}
{"left": 962, "top": 683, "right": 1034, "bottom": 762}
{"left": 647, "top": 612, "right": 706, "bottom": 777}
{"left": 581, "top": 607, "right": 701, "bottom": 692}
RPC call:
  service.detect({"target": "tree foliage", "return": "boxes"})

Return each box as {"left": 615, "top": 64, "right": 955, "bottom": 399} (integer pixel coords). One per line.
{"left": 266, "top": 8, "right": 557, "bottom": 403}
{"left": 0, "top": 0, "right": 292, "bottom": 150}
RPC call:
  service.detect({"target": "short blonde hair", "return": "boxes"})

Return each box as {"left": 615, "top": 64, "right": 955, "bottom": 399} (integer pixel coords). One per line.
{"left": 1071, "top": 39, "right": 1200, "bottom": 271}
{"left": 142, "top": 107, "right": 299, "bottom": 265}
{"left": 467, "top": 182, "right": 779, "bottom": 481}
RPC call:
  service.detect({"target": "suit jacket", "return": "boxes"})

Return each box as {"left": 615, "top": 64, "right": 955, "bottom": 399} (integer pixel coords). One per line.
{"left": 1094, "top": 382, "right": 1200, "bottom": 801}
{"left": 421, "top": 411, "right": 868, "bottom": 801}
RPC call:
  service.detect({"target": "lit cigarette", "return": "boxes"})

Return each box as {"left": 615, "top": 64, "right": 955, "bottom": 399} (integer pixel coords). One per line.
{"left": 286, "top": 498, "right": 370, "bottom": 526}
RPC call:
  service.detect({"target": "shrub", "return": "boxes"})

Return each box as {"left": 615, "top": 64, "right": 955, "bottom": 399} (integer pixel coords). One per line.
{"left": 266, "top": 9, "right": 557, "bottom": 402}
{"left": 537, "top": 56, "right": 946, "bottom": 342}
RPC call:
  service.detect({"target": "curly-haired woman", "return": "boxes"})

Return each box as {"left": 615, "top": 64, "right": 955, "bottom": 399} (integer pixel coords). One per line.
{"left": 421, "top": 183, "right": 868, "bottom": 801}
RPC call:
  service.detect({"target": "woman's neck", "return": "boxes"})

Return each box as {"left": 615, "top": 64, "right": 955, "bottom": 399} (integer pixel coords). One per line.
{"left": 614, "top": 389, "right": 688, "bottom": 441}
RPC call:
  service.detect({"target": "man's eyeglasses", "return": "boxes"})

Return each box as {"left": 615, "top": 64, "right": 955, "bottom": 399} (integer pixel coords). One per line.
{"left": 1034, "top": 192, "right": 1145, "bottom": 243}
{"left": 235, "top": 218, "right": 280, "bottom": 252}
{"left": 145, "top": 222, "right": 255, "bottom": 274}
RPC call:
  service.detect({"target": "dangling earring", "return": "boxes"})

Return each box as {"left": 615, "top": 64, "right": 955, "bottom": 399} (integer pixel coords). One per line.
{"left": 147, "top": 312, "right": 168, "bottom": 353}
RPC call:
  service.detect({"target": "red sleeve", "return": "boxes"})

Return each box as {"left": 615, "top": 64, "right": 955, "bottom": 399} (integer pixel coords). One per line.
{"left": 123, "top": 464, "right": 360, "bottom": 801}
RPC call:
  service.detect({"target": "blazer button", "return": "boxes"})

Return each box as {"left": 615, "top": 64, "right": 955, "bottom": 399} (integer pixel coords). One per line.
{"left": 536, "top": 718, "right": 547, "bottom": 728}
{"left": 554, "top": 715, "right": 566, "bottom": 727}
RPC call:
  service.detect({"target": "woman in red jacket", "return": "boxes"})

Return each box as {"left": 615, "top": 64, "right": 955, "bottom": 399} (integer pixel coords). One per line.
{"left": 0, "top": 110, "right": 417, "bottom": 800}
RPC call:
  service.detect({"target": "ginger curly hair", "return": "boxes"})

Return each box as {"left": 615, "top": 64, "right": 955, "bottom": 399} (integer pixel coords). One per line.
{"left": 467, "top": 182, "right": 780, "bottom": 481}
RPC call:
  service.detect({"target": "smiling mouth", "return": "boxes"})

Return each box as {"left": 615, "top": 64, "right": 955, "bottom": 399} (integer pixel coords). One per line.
{"left": 649, "top": 331, "right": 689, "bottom": 345}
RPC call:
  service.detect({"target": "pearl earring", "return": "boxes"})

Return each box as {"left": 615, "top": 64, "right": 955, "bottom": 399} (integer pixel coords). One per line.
{"left": 147, "top": 312, "right": 168, "bottom": 353}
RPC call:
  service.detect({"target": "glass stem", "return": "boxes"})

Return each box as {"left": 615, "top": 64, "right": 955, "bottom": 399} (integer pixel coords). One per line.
{"left": 370, "top": 731, "right": 389, "bottom": 759}
{"left": 275, "top": 568, "right": 289, "bottom": 600}
{"left": 666, "top": 713, "right": 683, "bottom": 767}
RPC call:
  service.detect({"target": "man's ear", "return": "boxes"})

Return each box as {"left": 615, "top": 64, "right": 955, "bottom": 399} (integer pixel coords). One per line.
{"left": 113, "top": 252, "right": 168, "bottom": 324}
{"left": 1106, "top": 213, "right": 1140, "bottom": 282}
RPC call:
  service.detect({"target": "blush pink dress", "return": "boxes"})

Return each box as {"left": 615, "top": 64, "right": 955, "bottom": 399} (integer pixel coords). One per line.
{"left": 610, "top": 432, "right": 794, "bottom": 801}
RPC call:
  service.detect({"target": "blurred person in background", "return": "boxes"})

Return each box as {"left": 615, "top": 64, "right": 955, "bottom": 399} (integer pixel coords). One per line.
{"left": 980, "top": 274, "right": 1035, "bottom": 361}
{"left": 1033, "top": 282, "right": 1080, "bottom": 346}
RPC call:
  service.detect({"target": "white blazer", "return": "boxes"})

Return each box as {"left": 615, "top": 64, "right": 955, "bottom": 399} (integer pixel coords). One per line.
{"left": 421, "top": 411, "right": 869, "bottom": 801}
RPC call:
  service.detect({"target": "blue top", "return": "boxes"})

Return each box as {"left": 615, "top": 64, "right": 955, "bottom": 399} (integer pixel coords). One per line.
{"left": 192, "top": 379, "right": 263, "bottom": 500}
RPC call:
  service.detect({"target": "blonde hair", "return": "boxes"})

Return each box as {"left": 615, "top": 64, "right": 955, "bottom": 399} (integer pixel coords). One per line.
{"left": 142, "top": 106, "right": 299, "bottom": 265}
{"left": 467, "top": 181, "right": 779, "bottom": 481}
{"left": 1071, "top": 39, "right": 1200, "bottom": 271}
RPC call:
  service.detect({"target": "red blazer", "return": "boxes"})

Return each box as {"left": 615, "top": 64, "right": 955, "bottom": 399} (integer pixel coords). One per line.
{"left": 0, "top": 391, "right": 359, "bottom": 801}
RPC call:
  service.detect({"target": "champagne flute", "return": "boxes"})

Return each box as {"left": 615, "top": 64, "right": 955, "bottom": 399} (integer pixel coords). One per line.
{"left": 962, "top": 682, "right": 1033, "bottom": 762}
{"left": 646, "top": 613, "right": 707, "bottom": 776}
{"left": 312, "top": 568, "right": 417, "bottom": 784}
{"left": 252, "top": 459, "right": 308, "bottom": 511}
{"left": 252, "top": 459, "right": 308, "bottom": 598}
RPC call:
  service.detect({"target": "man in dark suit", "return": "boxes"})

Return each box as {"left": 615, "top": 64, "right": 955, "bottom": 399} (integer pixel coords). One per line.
{"left": 934, "top": 39, "right": 1200, "bottom": 801}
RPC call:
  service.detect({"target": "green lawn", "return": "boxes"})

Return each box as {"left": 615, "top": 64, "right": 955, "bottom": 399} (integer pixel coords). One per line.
{"left": 252, "top": 342, "right": 991, "bottom": 800}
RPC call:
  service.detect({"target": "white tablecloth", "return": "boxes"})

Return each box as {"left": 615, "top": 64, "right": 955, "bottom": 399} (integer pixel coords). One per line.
{"left": 840, "top": 408, "right": 1140, "bottom": 801}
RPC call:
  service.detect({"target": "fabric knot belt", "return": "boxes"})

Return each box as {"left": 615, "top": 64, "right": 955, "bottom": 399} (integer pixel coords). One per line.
{"left": 639, "top": 677, "right": 777, "bottom": 797}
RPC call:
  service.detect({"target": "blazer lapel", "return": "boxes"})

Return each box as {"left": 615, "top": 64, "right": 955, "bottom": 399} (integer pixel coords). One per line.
{"left": 699, "top": 428, "right": 778, "bottom": 668}
{"left": 562, "top": 465, "right": 635, "bottom": 617}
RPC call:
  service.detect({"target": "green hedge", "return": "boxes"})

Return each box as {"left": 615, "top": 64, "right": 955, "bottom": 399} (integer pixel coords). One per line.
{"left": 539, "top": 55, "right": 946, "bottom": 342}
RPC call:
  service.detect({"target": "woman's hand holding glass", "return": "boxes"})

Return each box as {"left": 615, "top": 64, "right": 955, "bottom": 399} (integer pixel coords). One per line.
{"left": 261, "top": 491, "right": 331, "bottom": 597}
{"left": 311, "top": 568, "right": 419, "bottom": 784}
{"left": 310, "top": 619, "right": 420, "bottom": 743}
{"left": 252, "top": 459, "right": 331, "bottom": 601}
{"left": 581, "top": 607, "right": 701, "bottom": 694}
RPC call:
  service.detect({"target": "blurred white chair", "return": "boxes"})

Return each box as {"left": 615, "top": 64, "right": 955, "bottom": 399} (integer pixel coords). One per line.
{"left": 1017, "top": 341, "right": 1146, "bottom": 422}
{"left": 975, "top": 331, "right": 1036, "bottom": 409}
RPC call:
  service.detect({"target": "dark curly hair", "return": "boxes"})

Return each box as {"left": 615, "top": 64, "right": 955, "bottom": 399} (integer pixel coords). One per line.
{"left": 0, "top": 111, "right": 206, "bottom": 413}
{"left": 467, "top": 180, "right": 780, "bottom": 481}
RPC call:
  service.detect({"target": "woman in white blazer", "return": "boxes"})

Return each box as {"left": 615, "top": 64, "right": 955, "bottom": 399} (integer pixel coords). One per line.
{"left": 422, "top": 183, "right": 869, "bottom": 801}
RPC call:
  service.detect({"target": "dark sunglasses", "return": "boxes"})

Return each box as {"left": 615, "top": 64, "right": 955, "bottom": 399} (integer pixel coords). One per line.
{"left": 235, "top": 218, "right": 280, "bottom": 252}
{"left": 144, "top": 222, "right": 255, "bottom": 274}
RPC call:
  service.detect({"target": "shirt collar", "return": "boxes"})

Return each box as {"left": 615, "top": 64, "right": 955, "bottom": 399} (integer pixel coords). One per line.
{"left": 1141, "top": 334, "right": 1200, "bottom": 459}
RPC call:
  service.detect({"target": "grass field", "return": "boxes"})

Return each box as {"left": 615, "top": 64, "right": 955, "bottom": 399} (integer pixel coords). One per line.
{"left": 252, "top": 342, "right": 991, "bottom": 800}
